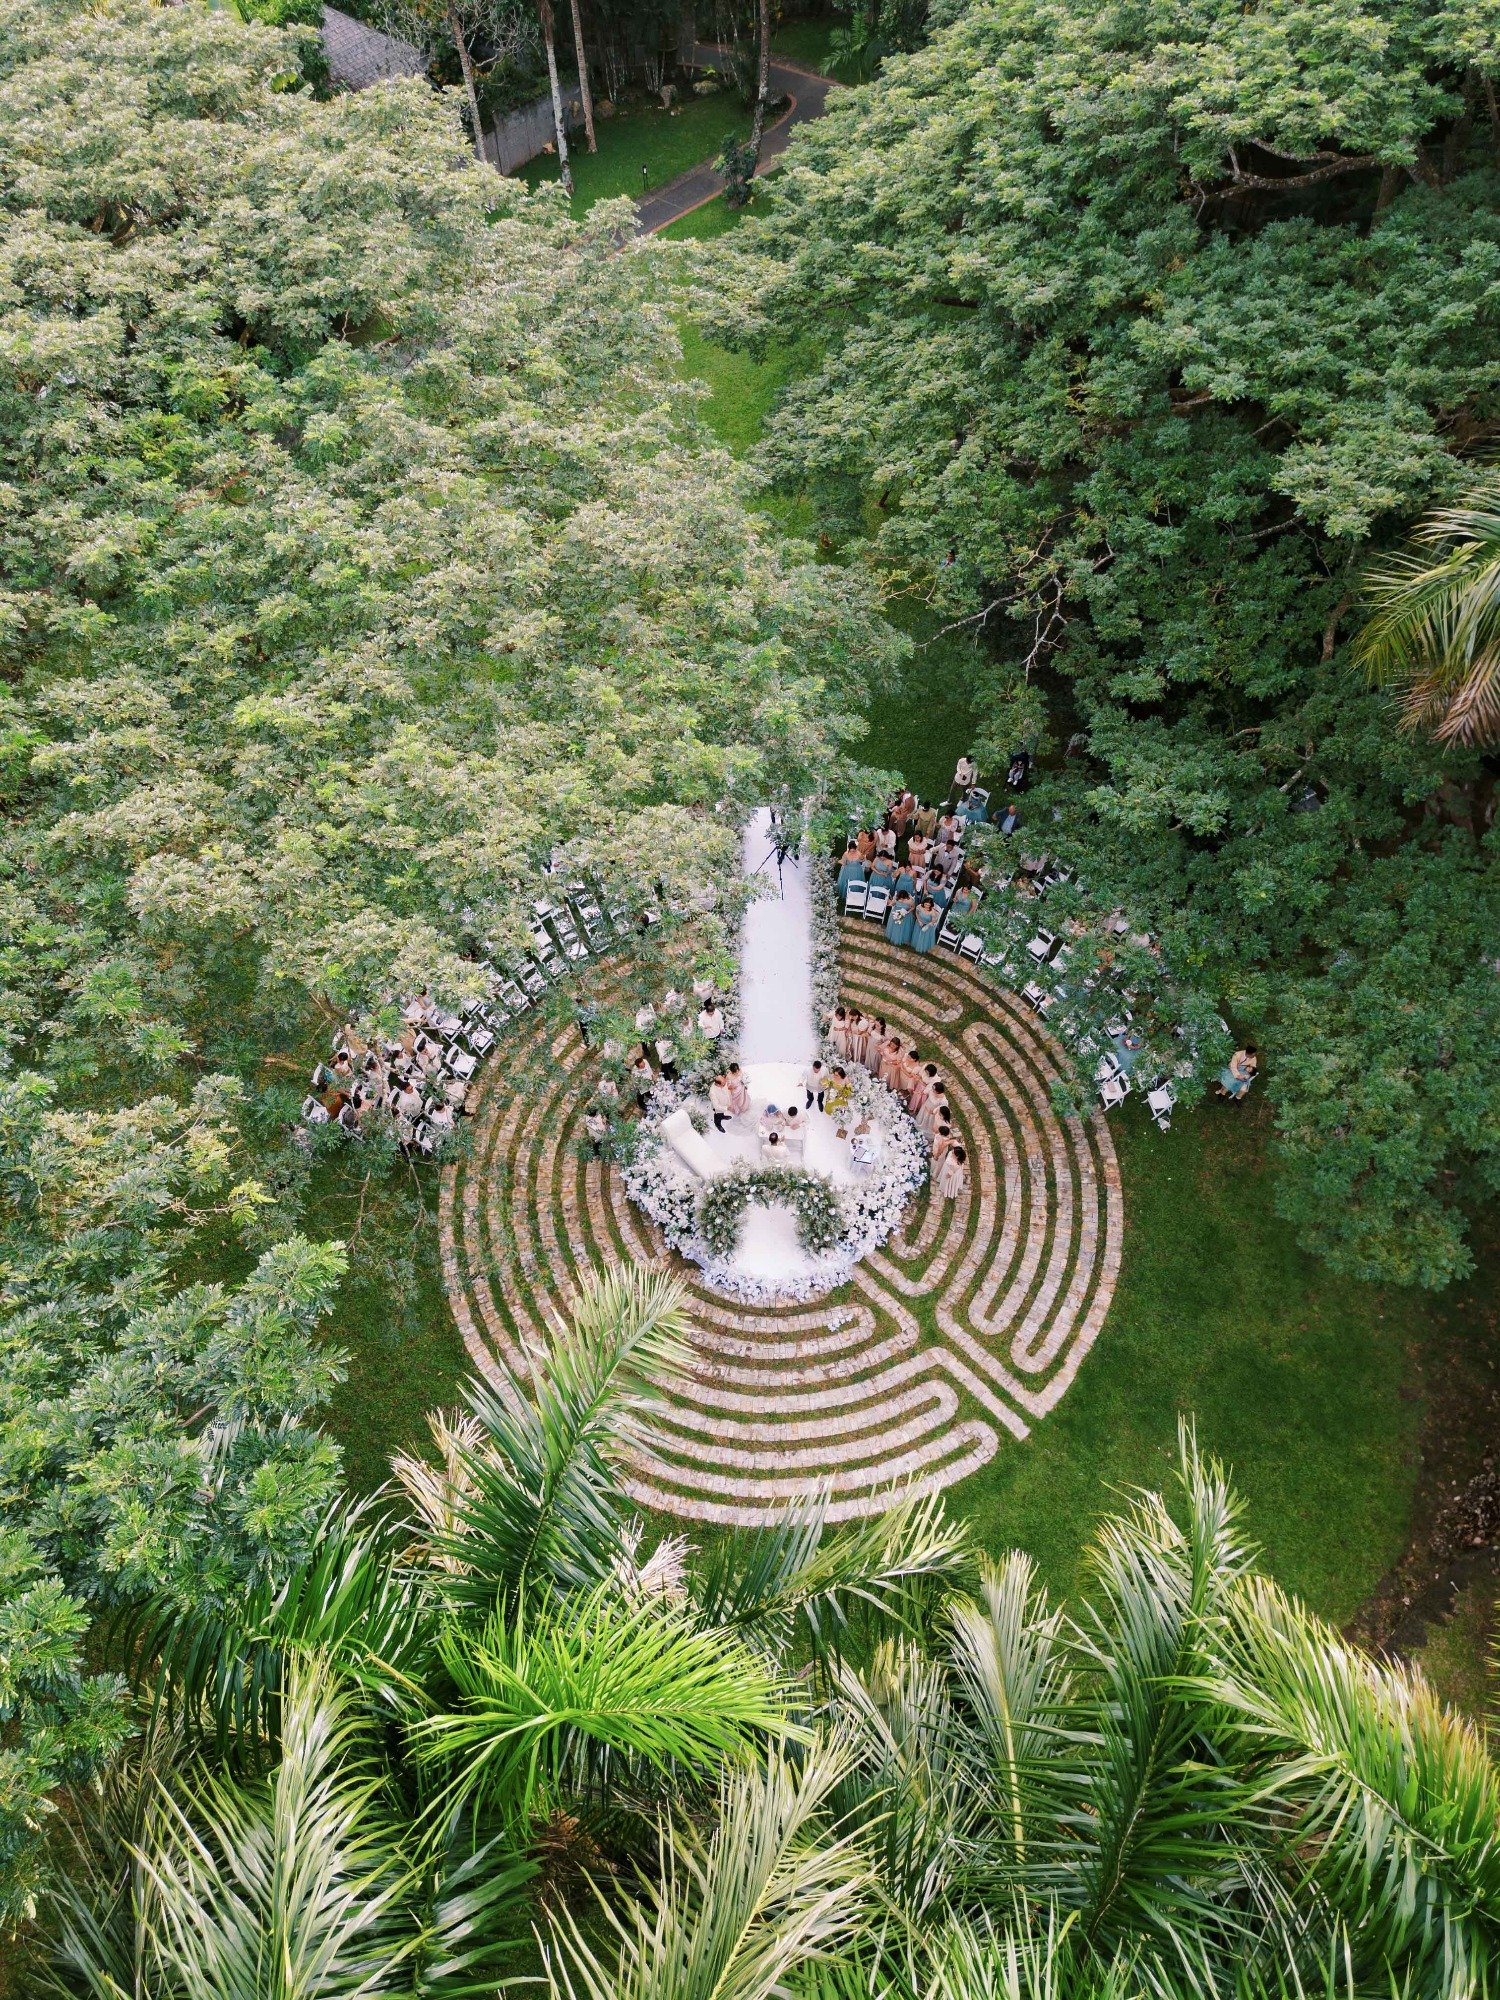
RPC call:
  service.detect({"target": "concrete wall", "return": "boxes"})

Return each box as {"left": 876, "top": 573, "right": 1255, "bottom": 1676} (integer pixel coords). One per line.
{"left": 483, "top": 82, "right": 585, "bottom": 175}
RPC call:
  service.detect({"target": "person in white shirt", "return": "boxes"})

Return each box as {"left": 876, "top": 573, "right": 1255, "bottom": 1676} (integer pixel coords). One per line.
{"left": 635, "top": 1003, "right": 657, "bottom": 1036}
{"left": 697, "top": 998, "right": 724, "bottom": 1039}
{"left": 781, "top": 1102, "right": 806, "bottom": 1161}
{"left": 953, "top": 752, "right": 977, "bottom": 794}
{"left": 692, "top": 976, "right": 717, "bottom": 1003}
{"left": 803, "top": 1059, "right": 826, "bottom": 1111}
{"left": 874, "top": 825, "right": 897, "bottom": 859}
{"left": 661, "top": 988, "right": 684, "bottom": 1016}
{"left": 761, "top": 1128, "right": 786, "bottom": 1164}
{"left": 708, "top": 1074, "right": 733, "bottom": 1133}
{"left": 584, "top": 1108, "right": 608, "bottom": 1156}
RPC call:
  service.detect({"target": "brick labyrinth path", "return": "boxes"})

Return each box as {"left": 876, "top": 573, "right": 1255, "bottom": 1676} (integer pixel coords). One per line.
{"left": 439, "top": 920, "right": 1124, "bottom": 1523}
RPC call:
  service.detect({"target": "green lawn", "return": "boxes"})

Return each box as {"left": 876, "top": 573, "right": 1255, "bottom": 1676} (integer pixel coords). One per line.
{"left": 520, "top": 89, "right": 749, "bottom": 211}
{"left": 772, "top": 18, "right": 870, "bottom": 82}
{"left": 658, "top": 193, "right": 750, "bottom": 240}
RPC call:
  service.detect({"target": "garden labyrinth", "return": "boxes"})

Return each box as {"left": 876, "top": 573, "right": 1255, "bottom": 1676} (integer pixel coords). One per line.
{"left": 440, "top": 921, "right": 1124, "bottom": 1524}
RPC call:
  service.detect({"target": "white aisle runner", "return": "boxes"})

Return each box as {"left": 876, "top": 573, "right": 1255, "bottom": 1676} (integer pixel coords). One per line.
{"left": 737, "top": 807, "right": 817, "bottom": 1068}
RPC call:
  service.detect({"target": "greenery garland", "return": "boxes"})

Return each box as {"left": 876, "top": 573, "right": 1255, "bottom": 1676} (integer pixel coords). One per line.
{"left": 697, "top": 1167, "right": 846, "bottom": 1257}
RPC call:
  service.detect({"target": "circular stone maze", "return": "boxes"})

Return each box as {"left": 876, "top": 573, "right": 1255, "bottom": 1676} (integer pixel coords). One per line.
{"left": 440, "top": 917, "right": 1124, "bottom": 1525}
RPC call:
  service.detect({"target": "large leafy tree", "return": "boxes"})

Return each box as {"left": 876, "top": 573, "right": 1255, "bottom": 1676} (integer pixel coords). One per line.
{"left": 711, "top": 0, "right": 1500, "bottom": 1286}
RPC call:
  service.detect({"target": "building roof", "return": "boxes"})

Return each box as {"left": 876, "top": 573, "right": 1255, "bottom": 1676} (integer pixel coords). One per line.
{"left": 321, "top": 6, "right": 426, "bottom": 91}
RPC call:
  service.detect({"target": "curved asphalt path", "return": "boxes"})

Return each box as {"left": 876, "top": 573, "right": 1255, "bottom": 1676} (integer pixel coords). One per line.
{"left": 634, "top": 46, "right": 835, "bottom": 235}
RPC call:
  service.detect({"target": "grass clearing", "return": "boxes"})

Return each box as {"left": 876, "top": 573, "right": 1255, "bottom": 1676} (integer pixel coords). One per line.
{"left": 520, "top": 89, "right": 748, "bottom": 210}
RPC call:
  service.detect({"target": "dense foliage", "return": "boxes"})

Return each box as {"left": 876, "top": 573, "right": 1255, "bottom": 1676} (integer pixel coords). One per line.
{"left": 714, "top": 0, "right": 1500, "bottom": 1287}
{"left": 0, "top": 0, "right": 893, "bottom": 1920}
{"left": 33, "top": 1271, "right": 1500, "bottom": 1998}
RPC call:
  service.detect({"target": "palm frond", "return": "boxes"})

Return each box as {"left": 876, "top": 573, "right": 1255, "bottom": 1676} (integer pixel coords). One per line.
{"left": 130, "top": 1655, "right": 422, "bottom": 2000}
{"left": 1057, "top": 1425, "right": 1264, "bottom": 1960}
{"left": 1354, "top": 478, "right": 1500, "bottom": 747}
{"left": 433, "top": 1264, "right": 693, "bottom": 1614}
{"left": 124, "top": 1496, "right": 434, "bottom": 1754}
{"left": 413, "top": 1580, "right": 804, "bottom": 1830}
{"left": 1218, "top": 1573, "right": 1500, "bottom": 1990}
{"left": 690, "top": 1488, "right": 973, "bottom": 1663}
{"left": 542, "top": 1739, "right": 869, "bottom": 2000}
{"left": 947, "top": 1552, "right": 1075, "bottom": 1888}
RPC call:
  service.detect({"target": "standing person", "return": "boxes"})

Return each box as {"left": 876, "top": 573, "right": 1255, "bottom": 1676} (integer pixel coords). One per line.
{"left": 879, "top": 1034, "right": 906, "bottom": 1091}
{"left": 932, "top": 1121, "right": 956, "bottom": 1166}
{"left": 824, "top": 1066, "right": 853, "bottom": 1125}
{"left": 708, "top": 1073, "right": 733, "bottom": 1133}
{"left": 890, "top": 789, "right": 916, "bottom": 836}
{"left": 885, "top": 889, "right": 915, "bottom": 947}
{"left": 909, "top": 1061, "right": 941, "bottom": 1115}
{"left": 804, "top": 1058, "right": 827, "bottom": 1111}
{"left": 869, "top": 850, "right": 897, "bottom": 894}
{"left": 584, "top": 1106, "right": 609, "bottom": 1157}
{"left": 865, "top": 1016, "right": 889, "bottom": 1069}
{"left": 917, "top": 1089, "right": 950, "bottom": 1142}
{"left": 913, "top": 799, "right": 938, "bottom": 841}
{"left": 952, "top": 751, "right": 978, "bottom": 799}
{"left": 782, "top": 1101, "right": 806, "bottom": 1161}
{"left": 874, "top": 821, "right": 897, "bottom": 859}
{"left": 907, "top": 830, "right": 931, "bottom": 875}
{"left": 937, "top": 1143, "right": 969, "bottom": 1199}
{"left": 836, "top": 839, "right": 866, "bottom": 901}
{"left": 911, "top": 897, "right": 942, "bottom": 954}
{"left": 727, "top": 1063, "right": 750, "bottom": 1117}
{"left": 898, "top": 1044, "right": 923, "bottom": 1102}
{"left": 653, "top": 1033, "right": 678, "bottom": 1082}
{"left": 937, "top": 808, "right": 964, "bottom": 848}
{"left": 575, "top": 998, "right": 598, "bottom": 1047}
{"left": 697, "top": 996, "right": 724, "bottom": 1041}
{"left": 856, "top": 826, "right": 877, "bottom": 864}
{"left": 631, "top": 1053, "right": 655, "bottom": 1109}
{"left": 846, "top": 1008, "right": 869, "bottom": 1067}
{"left": 827, "top": 1006, "right": 851, "bottom": 1060}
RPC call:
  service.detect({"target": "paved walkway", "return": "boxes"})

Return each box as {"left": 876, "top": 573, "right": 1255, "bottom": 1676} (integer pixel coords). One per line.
{"left": 634, "top": 45, "right": 835, "bottom": 235}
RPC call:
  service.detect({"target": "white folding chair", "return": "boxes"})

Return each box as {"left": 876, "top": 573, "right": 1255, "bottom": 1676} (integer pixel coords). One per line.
{"left": 1099, "top": 1074, "right": 1129, "bottom": 1110}
{"left": 938, "top": 920, "right": 962, "bottom": 951}
{"left": 1147, "top": 1083, "right": 1175, "bottom": 1130}
{"left": 863, "top": 883, "right": 890, "bottom": 922}
{"left": 844, "top": 879, "right": 868, "bottom": 916}
{"left": 444, "top": 1045, "right": 478, "bottom": 1082}
{"left": 958, "top": 932, "right": 983, "bottom": 962}
{"left": 1026, "top": 930, "right": 1056, "bottom": 963}
{"left": 302, "top": 1095, "right": 330, "bottom": 1125}
{"left": 465, "top": 1024, "right": 497, "bottom": 1058}
{"left": 1096, "top": 1052, "right": 1123, "bottom": 1084}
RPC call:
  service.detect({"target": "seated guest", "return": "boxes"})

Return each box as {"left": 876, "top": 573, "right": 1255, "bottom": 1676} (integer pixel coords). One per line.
{"left": 907, "top": 832, "right": 931, "bottom": 873}
{"left": 1007, "top": 749, "right": 1030, "bottom": 789}
{"left": 911, "top": 897, "right": 942, "bottom": 954}
{"left": 727, "top": 1064, "right": 750, "bottom": 1116}
{"left": 856, "top": 826, "right": 877, "bottom": 863}
{"left": 697, "top": 997, "right": 724, "bottom": 1039}
{"left": 885, "top": 890, "right": 915, "bottom": 948}
{"left": 757, "top": 1103, "right": 785, "bottom": 1143}
{"left": 804, "top": 1059, "right": 827, "bottom": 1111}
{"left": 761, "top": 1127, "right": 787, "bottom": 1164}
{"left": 836, "top": 840, "right": 866, "bottom": 900}
{"left": 948, "top": 883, "right": 979, "bottom": 926}
{"left": 1217, "top": 1047, "right": 1259, "bottom": 1100}
{"left": 960, "top": 786, "right": 988, "bottom": 825}
{"left": 708, "top": 1074, "right": 733, "bottom": 1132}
{"left": 893, "top": 857, "right": 916, "bottom": 897}
{"left": 937, "top": 1143, "right": 969, "bottom": 1199}
{"left": 428, "top": 1100, "right": 456, "bottom": 1135}
{"left": 874, "top": 822, "right": 897, "bottom": 859}
{"left": 338, "top": 1100, "right": 363, "bottom": 1137}
{"left": 331, "top": 1049, "right": 355, "bottom": 1082}
{"left": 937, "top": 810, "right": 963, "bottom": 847}
{"left": 392, "top": 1077, "right": 423, "bottom": 1122}
{"left": 912, "top": 799, "right": 938, "bottom": 840}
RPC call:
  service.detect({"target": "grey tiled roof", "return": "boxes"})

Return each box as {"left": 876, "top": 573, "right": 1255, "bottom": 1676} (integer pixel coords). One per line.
{"left": 322, "top": 6, "right": 426, "bottom": 90}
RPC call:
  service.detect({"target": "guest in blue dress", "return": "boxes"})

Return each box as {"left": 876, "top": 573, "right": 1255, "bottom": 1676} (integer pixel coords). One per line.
{"left": 894, "top": 864, "right": 915, "bottom": 897}
{"left": 885, "top": 891, "right": 915, "bottom": 947}
{"left": 869, "top": 853, "right": 898, "bottom": 893}
{"left": 948, "top": 885, "right": 978, "bottom": 926}
{"left": 911, "top": 897, "right": 941, "bottom": 954}
{"left": 925, "top": 872, "right": 951, "bottom": 913}
{"left": 836, "top": 841, "right": 866, "bottom": 902}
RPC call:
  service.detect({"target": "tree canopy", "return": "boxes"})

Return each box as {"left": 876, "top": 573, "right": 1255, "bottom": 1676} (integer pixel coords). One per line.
{"left": 712, "top": 0, "right": 1500, "bottom": 1287}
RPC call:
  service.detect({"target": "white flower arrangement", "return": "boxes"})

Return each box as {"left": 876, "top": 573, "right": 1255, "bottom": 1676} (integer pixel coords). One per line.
{"left": 622, "top": 1070, "right": 927, "bottom": 1306}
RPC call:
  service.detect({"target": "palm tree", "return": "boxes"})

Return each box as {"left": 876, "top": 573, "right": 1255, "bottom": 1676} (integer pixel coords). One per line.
{"left": 1355, "top": 477, "right": 1500, "bottom": 748}
{"left": 50, "top": 1271, "right": 1500, "bottom": 2000}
